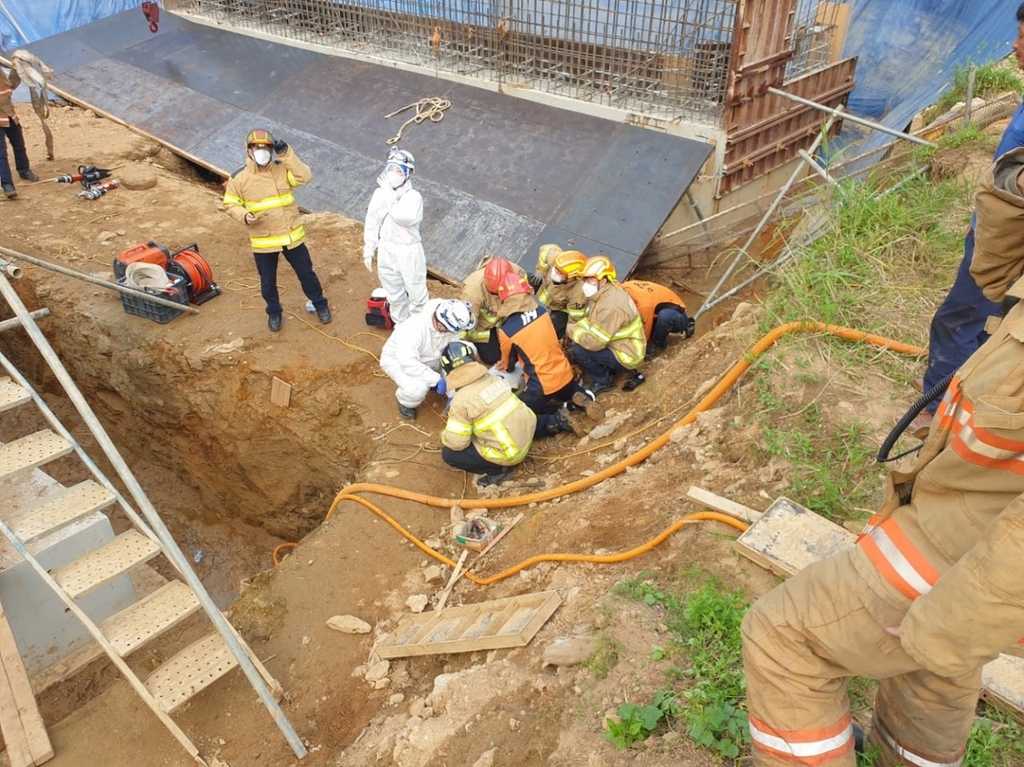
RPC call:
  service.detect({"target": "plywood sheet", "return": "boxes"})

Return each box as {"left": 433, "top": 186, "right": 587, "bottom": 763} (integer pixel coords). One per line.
{"left": 735, "top": 496, "right": 855, "bottom": 577}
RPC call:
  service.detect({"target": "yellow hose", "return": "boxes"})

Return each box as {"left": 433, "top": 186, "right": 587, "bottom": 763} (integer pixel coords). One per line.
{"left": 276, "top": 322, "right": 925, "bottom": 578}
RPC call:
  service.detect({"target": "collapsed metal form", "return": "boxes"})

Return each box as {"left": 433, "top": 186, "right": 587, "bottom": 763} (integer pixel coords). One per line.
{"left": 165, "top": 0, "right": 857, "bottom": 197}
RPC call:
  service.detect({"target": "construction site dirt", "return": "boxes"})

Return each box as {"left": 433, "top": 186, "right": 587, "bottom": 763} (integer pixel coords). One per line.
{"left": 0, "top": 102, "right": 929, "bottom": 767}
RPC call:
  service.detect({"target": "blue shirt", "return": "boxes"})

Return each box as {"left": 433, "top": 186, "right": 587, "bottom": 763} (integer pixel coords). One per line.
{"left": 995, "top": 98, "right": 1024, "bottom": 158}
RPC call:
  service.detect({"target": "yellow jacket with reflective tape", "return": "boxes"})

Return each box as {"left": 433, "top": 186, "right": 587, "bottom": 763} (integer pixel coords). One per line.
{"left": 222, "top": 148, "right": 311, "bottom": 253}
{"left": 0, "top": 66, "right": 20, "bottom": 127}
{"left": 440, "top": 363, "right": 536, "bottom": 466}
{"left": 460, "top": 263, "right": 528, "bottom": 342}
{"left": 537, "top": 278, "right": 587, "bottom": 320}
{"left": 568, "top": 281, "right": 645, "bottom": 368}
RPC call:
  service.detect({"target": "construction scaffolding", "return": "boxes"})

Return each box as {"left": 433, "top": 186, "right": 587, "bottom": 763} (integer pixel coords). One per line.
{"left": 165, "top": 0, "right": 853, "bottom": 130}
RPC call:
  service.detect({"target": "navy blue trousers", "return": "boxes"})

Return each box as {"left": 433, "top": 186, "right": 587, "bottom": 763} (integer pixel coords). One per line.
{"left": 573, "top": 344, "right": 631, "bottom": 388}
{"left": 442, "top": 444, "right": 505, "bottom": 475}
{"left": 923, "top": 229, "right": 1000, "bottom": 413}
{"left": 0, "top": 122, "right": 31, "bottom": 186}
{"left": 252, "top": 242, "right": 327, "bottom": 316}
{"left": 651, "top": 306, "right": 690, "bottom": 348}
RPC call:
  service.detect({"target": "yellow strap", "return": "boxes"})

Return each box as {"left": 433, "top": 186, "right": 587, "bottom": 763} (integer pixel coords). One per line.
{"left": 247, "top": 191, "right": 297, "bottom": 213}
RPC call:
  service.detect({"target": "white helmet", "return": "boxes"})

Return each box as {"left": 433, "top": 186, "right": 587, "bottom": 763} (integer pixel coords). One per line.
{"left": 386, "top": 146, "right": 415, "bottom": 174}
{"left": 434, "top": 299, "right": 476, "bottom": 332}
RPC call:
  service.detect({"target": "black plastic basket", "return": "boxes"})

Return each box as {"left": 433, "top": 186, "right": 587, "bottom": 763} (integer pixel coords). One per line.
{"left": 117, "top": 273, "right": 189, "bottom": 323}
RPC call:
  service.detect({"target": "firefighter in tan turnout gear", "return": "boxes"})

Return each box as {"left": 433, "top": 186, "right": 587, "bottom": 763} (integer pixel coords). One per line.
{"left": 741, "top": 147, "right": 1024, "bottom": 767}
{"left": 567, "top": 255, "right": 646, "bottom": 395}
{"left": 460, "top": 256, "right": 529, "bottom": 365}
{"left": 439, "top": 340, "right": 537, "bottom": 488}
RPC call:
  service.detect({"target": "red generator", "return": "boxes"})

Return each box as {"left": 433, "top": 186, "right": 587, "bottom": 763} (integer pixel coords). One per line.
{"left": 166, "top": 244, "right": 222, "bottom": 305}
{"left": 113, "top": 242, "right": 169, "bottom": 282}
{"left": 365, "top": 288, "right": 393, "bottom": 329}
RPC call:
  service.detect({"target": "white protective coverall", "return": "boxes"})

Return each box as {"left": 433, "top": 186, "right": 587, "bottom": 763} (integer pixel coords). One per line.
{"left": 379, "top": 298, "right": 459, "bottom": 408}
{"left": 363, "top": 179, "right": 428, "bottom": 324}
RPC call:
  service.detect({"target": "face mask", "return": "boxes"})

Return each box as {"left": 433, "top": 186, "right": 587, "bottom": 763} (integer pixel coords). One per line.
{"left": 582, "top": 281, "right": 599, "bottom": 298}
{"left": 252, "top": 148, "right": 272, "bottom": 166}
{"left": 549, "top": 266, "right": 566, "bottom": 284}
{"left": 385, "top": 164, "right": 407, "bottom": 189}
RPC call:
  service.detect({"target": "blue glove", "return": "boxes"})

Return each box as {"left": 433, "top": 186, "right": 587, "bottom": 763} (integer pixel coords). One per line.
{"left": 435, "top": 377, "right": 447, "bottom": 396}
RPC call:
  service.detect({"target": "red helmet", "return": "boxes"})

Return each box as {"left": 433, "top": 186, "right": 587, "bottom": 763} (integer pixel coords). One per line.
{"left": 483, "top": 258, "right": 515, "bottom": 294}
{"left": 496, "top": 273, "right": 532, "bottom": 301}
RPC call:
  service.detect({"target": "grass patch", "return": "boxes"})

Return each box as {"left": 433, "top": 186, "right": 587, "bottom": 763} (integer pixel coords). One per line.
{"left": 964, "top": 707, "right": 1024, "bottom": 767}
{"left": 928, "top": 59, "right": 1024, "bottom": 123}
{"left": 581, "top": 634, "right": 622, "bottom": 680}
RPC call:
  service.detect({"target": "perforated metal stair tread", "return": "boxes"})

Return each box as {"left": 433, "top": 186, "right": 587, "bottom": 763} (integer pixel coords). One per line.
{"left": 50, "top": 530, "right": 160, "bottom": 599}
{"left": 0, "top": 430, "right": 73, "bottom": 482}
{"left": 9, "top": 480, "right": 116, "bottom": 543}
{"left": 0, "top": 380, "right": 30, "bottom": 414}
{"left": 144, "top": 633, "right": 239, "bottom": 713}
{"left": 100, "top": 580, "right": 201, "bottom": 657}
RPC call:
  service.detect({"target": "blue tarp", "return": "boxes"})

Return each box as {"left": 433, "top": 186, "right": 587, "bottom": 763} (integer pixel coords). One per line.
{"left": 840, "top": 0, "right": 1022, "bottom": 156}
{"left": 0, "top": 0, "right": 138, "bottom": 52}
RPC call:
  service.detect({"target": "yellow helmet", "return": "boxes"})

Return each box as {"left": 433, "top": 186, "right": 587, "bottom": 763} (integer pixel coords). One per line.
{"left": 581, "top": 255, "right": 616, "bottom": 282}
{"left": 535, "top": 244, "right": 563, "bottom": 274}
{"left": 245, "top": 129, "right": 274, "bottom": 148}
{"left": 552, "top": 250, "right": 587, "bottom": 279}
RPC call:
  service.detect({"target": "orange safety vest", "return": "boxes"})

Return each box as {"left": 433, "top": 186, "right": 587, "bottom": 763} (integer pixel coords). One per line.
{"left": 621, "top": 281, "right": 686, "bottom": 340}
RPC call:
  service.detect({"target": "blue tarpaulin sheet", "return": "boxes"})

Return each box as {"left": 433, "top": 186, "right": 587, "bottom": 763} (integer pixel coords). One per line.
{"left": 0, "top": 0, "right": 138, "bottom": 51}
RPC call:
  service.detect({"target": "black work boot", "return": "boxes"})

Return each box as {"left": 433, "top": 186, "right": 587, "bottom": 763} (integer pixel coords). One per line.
{"left": 19, "top": 170, "right": 38, "bottom": 182}
{"left": 316, "top": 303, "right": 332, "bottom": 324}
{"left": 398, "top": 404, "right": 417, "bottom": 420}
{"left": 268, "top": 313, "right": 283, "bottom": 332}
{"left": 2, "top": 183, "right": 16, "bottom": 199}
{"left": 478, "top": 466, "right": 516, "bottom": 487}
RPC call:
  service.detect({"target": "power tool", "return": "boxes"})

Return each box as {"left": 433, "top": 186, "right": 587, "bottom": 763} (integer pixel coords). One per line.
{"left": 77, "top": 180, "right": 121, "bottom": 200}
{"left": 56, "top": 165, "right": 113, "bottom": 187}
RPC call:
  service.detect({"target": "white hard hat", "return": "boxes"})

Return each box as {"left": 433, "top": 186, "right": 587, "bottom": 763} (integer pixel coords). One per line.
{"left": 434, "top": 299, "right": 476, "bottom": 332}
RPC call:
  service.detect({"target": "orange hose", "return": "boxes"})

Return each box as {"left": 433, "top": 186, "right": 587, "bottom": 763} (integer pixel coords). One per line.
{"left": 281, "top": 322, "right": 924, "bottom": 577}
{"left": 272, "top": 542, "right": 298, "bottom": 566}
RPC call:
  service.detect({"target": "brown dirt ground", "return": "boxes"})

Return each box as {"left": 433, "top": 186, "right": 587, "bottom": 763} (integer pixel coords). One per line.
{"left": 0, "top": 103, "right": 925, "bottom": 767}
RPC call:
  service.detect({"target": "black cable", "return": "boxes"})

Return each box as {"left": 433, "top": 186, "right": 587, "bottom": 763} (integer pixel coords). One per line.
{"left": 876, "top": 372, "right": 955, "bottom": 463}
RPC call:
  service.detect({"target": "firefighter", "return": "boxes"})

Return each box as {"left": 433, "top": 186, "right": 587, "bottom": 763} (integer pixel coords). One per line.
{"left": 0, "top": 62, "right": 38, "bottom": 199}
{"left": 222, "top": 129, "right": 331, "bottom": 332}
{"left": 535, "top": 246, "right": 588, "bottom": 339}
{"left": 380, "top": 298, "right": 476, "bottom": 420}
{"left": 363, "top": 146, "right": 427, "bottom": 324}
{"left": 460, "top": 256, "right": 528, "bottom": 365}
{"left": 439, "top": 340, "right": 537, "bottom": 487}
{"left": 567, "top": 256, "right": 646, "bottom": 395}
{"left": 494, "top": 272, "right": 600, "bottom": 432}
{"left": 740, "top": 147, "right": 1024, "bottom": 767}
{"left": 621, "top": 279, "right": 695, "bottom": 359}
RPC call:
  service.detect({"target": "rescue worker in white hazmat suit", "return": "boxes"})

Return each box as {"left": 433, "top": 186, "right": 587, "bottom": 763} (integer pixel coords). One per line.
{"left": 379, "top": 298, "right": 476, "bottom": 420}
{"left": 363, "top": 146, "right": 428, "bottom": 324}
{"left": 741, "top": 147, "right": 1024, "bottom": 767}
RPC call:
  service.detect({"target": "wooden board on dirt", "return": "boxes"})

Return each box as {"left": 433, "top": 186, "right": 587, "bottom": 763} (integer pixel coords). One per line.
{"left": 0, "top": 602, "right": 52, "bottom": 766}
{"left": 375, "top": 591, "right": 562, "bottom": 659}
{"left": 735, "top": 496, "right": 855, "bottom": 578}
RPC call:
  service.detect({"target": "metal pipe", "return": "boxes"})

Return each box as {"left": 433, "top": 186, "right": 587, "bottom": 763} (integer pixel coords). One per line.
{"left": 767, "top": 87, "right": 937, "bottom": 148}
{"left": 798, "top": 149, "right": 837, "bottom": 186}
{"left": 0, "top": 258, "right": 22, "bottom": 279}
{"left": 0, "top": 245, "right": 201, "bottom": 315}
{"left": 0, "top": 272, "right": 308, "bottom": 760}
{"left": 694, "top": 111, "right": 839, "bottom": 320}
{"left": 0, "top": 308, "right": 49, "bottom": 332}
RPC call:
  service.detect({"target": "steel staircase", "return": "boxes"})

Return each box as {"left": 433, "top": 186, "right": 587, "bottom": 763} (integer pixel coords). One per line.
{"left": 0, "top": 269, "right": 307, "bottom": 764}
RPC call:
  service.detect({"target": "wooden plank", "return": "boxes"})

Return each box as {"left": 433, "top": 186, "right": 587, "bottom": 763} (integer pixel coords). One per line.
{"left": 686, "top": 486, "right": 763, "bottom": 523}
{"left": 375, "top": 591, "right": 562, "bottom": 659}
{"left": 735, "top": 497, "right": 855, "bottom": 577}
{"left": 0, "top": 602, "right": 52, "bottom": 765}
{"left": 434, "top": 550, "right": 468, "bottom": 613}
{"left": 982, "top": 654, "right": 1024, "bottom": 718}
{"left": 270, "top": 377, "right": 292, "bottom": 408}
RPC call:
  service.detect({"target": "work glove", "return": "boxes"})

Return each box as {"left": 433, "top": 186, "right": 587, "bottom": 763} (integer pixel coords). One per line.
{"left": 435, "top": 377, "right": 447, "bottom": 396}
{"left": 362, "top": 244, "right": 375, "bottom": 272}
{"left": 272, "top": 138, "right": 289, "bottom": 155}
{"left": 377, "top": 170, "right": 393, "bottom": 190}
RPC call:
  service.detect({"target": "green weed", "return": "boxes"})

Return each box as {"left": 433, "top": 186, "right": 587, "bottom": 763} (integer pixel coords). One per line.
{"left": 964, "top": 711, "right": 1024, "bottom": 767}
{"left": 930, "top": 59, "right": 1024, "bottom": 120}
{"left": 604, "top": 690, "right": 681, "bottom": 750}
{"left": 581, "top": 634, "right": 622, "bottom": 680}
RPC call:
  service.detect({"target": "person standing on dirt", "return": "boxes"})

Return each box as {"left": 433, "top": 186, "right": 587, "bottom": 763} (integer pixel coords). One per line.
{"left": 493, "top": 271, "right": 600, "bottom": 434}
{"left": 621, "top": 279, "right": 695, "bottom": 359}
{"left": 917, "top": 2, "right": 1024, "bottom": 432}
{"left": 379, "top": 298, "right": 476, "bottom": 420}
{"left": 363, "top": 146, "right": 428, "bottom": 325}
{"left": 222, "top": 129, "right": 331, "bottom": 332}
{"left": 567, "top": 255, "right": 646, "bottom": 395}
{"left": 438, "top": 340, "right": 537, "bottom": 488}
{"left": 0, "top": 62, "right": 39, "bottom": 199}
{"left": 740, "top": 146, "right": 1024, "bottom": 767}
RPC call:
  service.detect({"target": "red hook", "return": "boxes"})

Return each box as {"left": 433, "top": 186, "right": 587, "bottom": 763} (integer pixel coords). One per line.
{"left": 141, "top": 2, "right": 160, "bottom": 33}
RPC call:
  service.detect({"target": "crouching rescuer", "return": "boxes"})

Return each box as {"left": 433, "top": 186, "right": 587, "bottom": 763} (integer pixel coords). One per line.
{"left": 439, "top": 340, "right": 536, "bottom": 488}
{"left": 222, "top": 129, "right": 331, "bottom": 331}
{"left": 741, "top": 147, "right": 1024, "bottom": 767}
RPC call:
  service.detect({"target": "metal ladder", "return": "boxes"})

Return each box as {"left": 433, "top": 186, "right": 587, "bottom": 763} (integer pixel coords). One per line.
{"left": 0, "top": 271, "right": 307, "bottom": 765}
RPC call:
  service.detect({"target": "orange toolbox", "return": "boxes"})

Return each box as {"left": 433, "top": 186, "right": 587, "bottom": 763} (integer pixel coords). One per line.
{"left": 113, "top": 242, "right": 170, "bottom": 281}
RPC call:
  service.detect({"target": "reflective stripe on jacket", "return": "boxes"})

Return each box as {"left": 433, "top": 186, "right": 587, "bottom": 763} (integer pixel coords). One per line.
{"left": 441, "top": 373, "right": 535, "bottom": 466}
{"left": 0, "top": 66, "right": 20, "bottom": 127}
{"left": 222, "top": 148, "right": 311, "bottom": 253}
{"left": 537, "top": 278, "right": 587, "bottom": 319}
{"left": 570, "top": 282, "right": 646, "bottom": 368}
{"left": 461, "top": 264, "right": 527, "bottom": 336}
{"left": 498, "top": 304, "right": 574, "bottom": 397}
